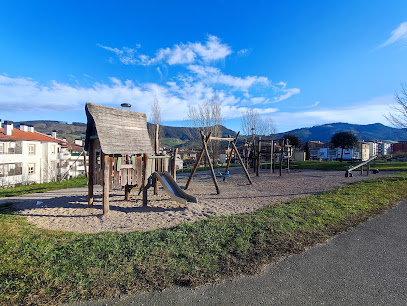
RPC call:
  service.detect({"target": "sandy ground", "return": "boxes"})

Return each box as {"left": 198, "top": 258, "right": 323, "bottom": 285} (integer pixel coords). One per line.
{"left": 2, "top": 168, "right": 397, "bottom": 233}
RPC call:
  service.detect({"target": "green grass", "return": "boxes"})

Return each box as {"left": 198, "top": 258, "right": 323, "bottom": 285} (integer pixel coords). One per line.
{"left": 0, "top": 176, "right": 87, "bottom": 198}
{"left": 162, "top": 138, "right": 187, "bottom": 147}
{"left": 1, "top": 173, "right": 407, "bottom": 304}
{"left": 291, "top": 160, "right": 407, "bottom": 171}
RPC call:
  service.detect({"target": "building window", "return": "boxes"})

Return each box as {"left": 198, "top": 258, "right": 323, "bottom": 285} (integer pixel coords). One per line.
{"left": 28, "top": 163, "right": 35, "bottom": 175}
{"left": 28, "top": 144, "right": 36, "bottom": 155}
{"left": 0, "top": 164, "right": 5, "bottom": 177}
{"left": 0, "top": 143, "right": 3, "bottom": 154}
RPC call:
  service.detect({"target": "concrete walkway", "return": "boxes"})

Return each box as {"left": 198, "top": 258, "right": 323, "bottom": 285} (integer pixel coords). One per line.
{"left": 77, "top": 200, "right": 407, "bottom": 306}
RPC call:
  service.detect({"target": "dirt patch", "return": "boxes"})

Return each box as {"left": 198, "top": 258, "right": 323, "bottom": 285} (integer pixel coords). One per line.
{"left": 6, "top": 168, "right": 397, "bottom": 233}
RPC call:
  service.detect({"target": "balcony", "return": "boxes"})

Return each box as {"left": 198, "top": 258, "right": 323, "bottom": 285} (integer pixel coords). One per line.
{"left": 0, "top": 147, "right": 23, "bottom": 154}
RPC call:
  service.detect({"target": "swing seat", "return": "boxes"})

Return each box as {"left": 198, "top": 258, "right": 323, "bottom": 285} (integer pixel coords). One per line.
{"left": 216, "top": 172, "right": 230, "bottom": 178}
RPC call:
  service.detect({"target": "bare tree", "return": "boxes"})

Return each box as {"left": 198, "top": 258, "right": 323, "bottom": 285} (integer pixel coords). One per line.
{"left": 188, "top": 96, "right": 223, "bottom": 136}
{"left": 241, "top": 108, "right": 276, "bottom": 136}
{"left": 257, "top": 116, "right": 277, "bottom": 137}
{"left": 386, "top": 83, "right": 407, "bottom": 129}
{"left": 149, "top": 96, "right": 162, "bottom": 151}
{"left": 151, "top": 96, "right": 162, "bottom": 125}
{"left": 188, "top": 95, "right": 223, "bottom": 165}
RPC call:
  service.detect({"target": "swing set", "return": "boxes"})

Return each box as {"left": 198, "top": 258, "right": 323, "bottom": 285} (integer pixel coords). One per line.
{"left": 184, "top": 131, "right": 252, "bottom": 194}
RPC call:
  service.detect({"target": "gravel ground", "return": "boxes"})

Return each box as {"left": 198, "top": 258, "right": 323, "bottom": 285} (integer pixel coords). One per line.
{"left": 4, "top": 168, "right": 397, "bottom": 233}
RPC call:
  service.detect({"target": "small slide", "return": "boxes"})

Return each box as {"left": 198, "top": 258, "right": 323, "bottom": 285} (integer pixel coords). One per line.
{"left": 154, "top": 172, "right": 197, "bottom": 205}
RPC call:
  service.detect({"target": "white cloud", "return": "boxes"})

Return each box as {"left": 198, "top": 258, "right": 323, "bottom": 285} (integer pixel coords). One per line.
{"left": 97, "top": 44, "right": 140, "bottom": 64}
{"left": 192, "top": 35, "right": 232, "bottom": 61}
{"left": 377, "top": 21, "right": 407, "bottom": 49}
{"left": 98, "top": 35, "right": 232, "bottom": 66}
{"left": 237, "top": 49, "right": 249, "bottom": 56}
{"left": 156, "top": 67, "right": 163, "bottom": 78}
{"left": 187, "top": 65, "right": 270, "bottom": 91}
{"left": 273, "top": 88, "right": 300, "bottom": 103}
{"left": 0, "top": 74, "right": 281, "bottom": 122}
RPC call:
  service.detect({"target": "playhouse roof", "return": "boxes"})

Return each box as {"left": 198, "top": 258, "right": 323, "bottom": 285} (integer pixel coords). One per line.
{"left": 84, "top": 103, "right": 153, "bottom": 155}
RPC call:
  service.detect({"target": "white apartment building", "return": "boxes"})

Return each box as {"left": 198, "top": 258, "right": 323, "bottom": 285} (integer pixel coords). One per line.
{"left": 0, "top": 120, "right": 86, "bottom": 188}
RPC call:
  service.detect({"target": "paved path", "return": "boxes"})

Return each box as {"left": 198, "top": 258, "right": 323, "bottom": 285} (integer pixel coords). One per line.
{"left": 76, "top": 200, "right": 407, "bottom": 306}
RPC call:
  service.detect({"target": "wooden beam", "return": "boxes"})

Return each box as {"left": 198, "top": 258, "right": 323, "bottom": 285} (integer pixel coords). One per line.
{"left": 171, "top": 148, "right": 178, "bottom": 180}
{"left": 142, "top": 153, "right": 148, "bottom": 206}
{"left": 201, "top": 131, "right": 220, "bottom": 194}
{"left": 102, "top": 153, "right": 110, "bottom": 214}
{"left": 209, "top": 136, "right": 235, "bottom": 142}
{"left": 87, "top": 139, "right": 94, "bottom": 207}
{"left": 185, "top": 131, "right": 212, "bottom": 190}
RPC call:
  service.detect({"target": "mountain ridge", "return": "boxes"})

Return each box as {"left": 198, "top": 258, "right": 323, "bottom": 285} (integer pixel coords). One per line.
{"left": 277, "top": 122, "right": 405, "bottom": 142}
{"left": 12, "top": 120, "right": 405, "bottom": 145}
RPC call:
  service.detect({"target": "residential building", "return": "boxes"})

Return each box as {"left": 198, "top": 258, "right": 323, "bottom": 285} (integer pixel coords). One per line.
{"left": 0, "top": 120, "right": 87, "bottom": 188}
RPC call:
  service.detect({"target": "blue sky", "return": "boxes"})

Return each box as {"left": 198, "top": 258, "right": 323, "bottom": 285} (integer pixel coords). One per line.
{"left": 1, "top": 1, "right": 407, "bottom": 133}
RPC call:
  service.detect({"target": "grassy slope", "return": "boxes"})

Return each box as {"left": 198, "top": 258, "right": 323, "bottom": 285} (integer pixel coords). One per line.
{"left": 1, "top": 173, "right": 407, "bottom": 304}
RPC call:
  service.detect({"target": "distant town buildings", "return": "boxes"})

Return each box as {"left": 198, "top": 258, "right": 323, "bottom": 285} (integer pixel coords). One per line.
{"left": 304, "top": 140, "right": 394, "bottom": 161}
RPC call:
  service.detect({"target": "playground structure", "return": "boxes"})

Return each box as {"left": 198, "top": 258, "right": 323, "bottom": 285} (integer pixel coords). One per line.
{"left": 185, "top": 131, "right": 252, "bottom": 194}
{"left": 345, "top": 155, "right": 378, "bottom": 177}
{"left": 240, "top": 138, "right": 293, "bottom": 177}
{"left": 85, "top": 103, "right": 196, "bottom": 215}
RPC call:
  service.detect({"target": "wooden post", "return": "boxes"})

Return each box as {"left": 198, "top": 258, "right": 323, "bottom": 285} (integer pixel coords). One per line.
{"left": 201, "top": 131, "right": 220, "bottom": 194}
{"left": 171, "top": 148, "right": 178, "bottom": 180}
{"left": 361, "top": 164, "right": 363, "bottom": 176}
{"left": 256, "top": 140, "right": 261, "bottom": 176}
{"left": 87, "top": 139, "right": 94, "bottom": 207}
{"left": 142, "top": 153, "right": 148, "bottom": 206}
{"left": 231, "top": 141, "right": 253, "bottom": 184}
{"left": 153, "top": 124, "right": 159, "bottom": 195}
{"left": 271, "top": 140, "right": 274, "bottom": 173}
{"left": 272, "top": 141, "right": 275, "bottom": 173}
{"left": 83, "top": 151, "right": 88, "bottom": 179}
{"left": 125, "top": 184, "right": 130, "bottom": 200}
{"left": 102, "top": 153, "right": 110, "bottom": 214}
{"left": 185, "top": 132, "right": 212, "bottom": 190}
{"left": 279, "top": 140, "right": 284, "bottom": 177}
{"left": 286, "top": 139, "right": 290, "bottom": 174}
{"left": 367, "top": 163, "right": 370, "bottom": 176}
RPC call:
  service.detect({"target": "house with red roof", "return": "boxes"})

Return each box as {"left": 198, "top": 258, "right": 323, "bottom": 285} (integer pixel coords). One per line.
{"left": 0, "top": 120, "right": 86, "bottom": 187}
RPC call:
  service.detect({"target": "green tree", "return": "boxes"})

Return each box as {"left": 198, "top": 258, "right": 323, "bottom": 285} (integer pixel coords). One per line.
{"left": 283, "top": 133, "right": 301, "bottom": 148}
{"left": 331, "top": 131, "right": 358, "bottom": 162}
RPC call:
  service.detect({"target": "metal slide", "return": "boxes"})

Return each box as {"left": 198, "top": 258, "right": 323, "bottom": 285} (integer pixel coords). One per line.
{"left": 153, "top": 171, "right": 197, "bottom": 205}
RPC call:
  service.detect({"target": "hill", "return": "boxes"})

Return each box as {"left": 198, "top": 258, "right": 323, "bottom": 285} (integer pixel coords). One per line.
{"left": 17, "top": 120, "right": 87, "bottom": 142}
{"left": 15, "top": 120, "right": 237, "bottom": 148}
{"left": 277, "top": 122, "right": 405, "bottom": 142}
{"left": 16, "top": 120, "right": 403, "bottom": 146}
